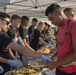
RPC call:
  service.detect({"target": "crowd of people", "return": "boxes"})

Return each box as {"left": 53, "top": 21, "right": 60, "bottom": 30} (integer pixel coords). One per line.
{"left": 0, "top": 3, "right": 76, "bottom": 75}
{"left": 0, "top": 12, "right": 53, "bottom": 75}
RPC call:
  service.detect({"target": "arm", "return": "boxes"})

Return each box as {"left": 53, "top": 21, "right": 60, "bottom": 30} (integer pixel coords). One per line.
{"left": 45, "top": 42, "right": 76, "bottom": 70}
{"left": 9, "top": 49, "right": 16, "bottom": 60}
{"left": 51, "top": 49, "right": 58, "bottom": 61}
{"left": 7, "top": 42, "right": 42, "bottom": 58}
{"left": 0, "top": 33, "right": 51, "bottom": 62}
{"left": 28, "top": 26, "right": 32, "bottom": 38}
{"left": 22, "top": 39, "right": 34, "bottom": 51}
{"left": 17, "top": 36, "right": 25, "bottom": 46}
{"left": 0, "top": 57, "right": 8, "bottom": 63}
{"left": 20, "top": 41, "right": 25, "bottom": 46}
{"left": 42, "top": 36, "right": 48, "bottom": 40}
{"left": 1, "top": 31, "right": 42, "bottom": 58}
{"left": 39, "top": 37, "right": 48, "bottom": 45}
{"left": 54, "top": 40, "right": 76, "bottom": 66}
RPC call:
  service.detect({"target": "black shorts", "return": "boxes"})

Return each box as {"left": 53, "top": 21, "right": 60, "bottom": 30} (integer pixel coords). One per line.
{"left": 56, "top": 68, "right": 76, "bottom": 75}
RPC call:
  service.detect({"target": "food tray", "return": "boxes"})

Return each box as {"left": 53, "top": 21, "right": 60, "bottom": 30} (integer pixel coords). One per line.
{"left": 28, "top": 58, "right": 45, "bottom": 67}
{"left": 37, "top": 46, "right": 51, "bottom": 54}
{"left": 4, "top": 67, "right": 42, "bottom": 75}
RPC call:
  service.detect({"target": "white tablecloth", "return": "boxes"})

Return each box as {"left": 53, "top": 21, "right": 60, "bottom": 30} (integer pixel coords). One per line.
{"left": 41, "top": 68, "right": 55, "bottom": 75}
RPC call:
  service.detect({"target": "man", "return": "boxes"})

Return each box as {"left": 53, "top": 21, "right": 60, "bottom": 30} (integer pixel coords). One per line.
{"left": 19, "top": 16, "right": 34, "bottom": 51}
{"left": 28, "top": 18, "right": 38, "bottom": 45}
{"left": 19, "top": 16, "right": 36, "bottom": 61}
{"left": 7, "top": 15, "right": 24, "bottom": 60}
{"left": 45, "top": 3, "right": 76, "bottom": 75}
{"left": 7, "top": 15, "right": 24, "bottom": 45}
{"left": 0, "top": 14, "right": 22, "bottom": 74}
{"left": 19, "top": 16, "right": 29, "bottom": 43}
{"left": 64, "top": 8, "right": 75, "bottom": 19}
{"left": 30, "top": 22, "right": 51, "bottom": 51}
{"left": 7, "top": 15, "right": 21, "bottom": 40}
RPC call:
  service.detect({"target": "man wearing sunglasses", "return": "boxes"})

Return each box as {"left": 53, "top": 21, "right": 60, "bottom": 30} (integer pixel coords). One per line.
{"left": 0, "top": 13, "right": 23, "bottom": 74}
{"left": 0, "top": 12, "right": 52, "bottom": 74}
{"left": 0, "top": 17, "right": 10, "bottom": 32}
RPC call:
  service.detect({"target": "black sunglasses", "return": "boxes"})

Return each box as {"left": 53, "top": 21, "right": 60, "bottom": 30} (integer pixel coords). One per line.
{"left": 1, "top": 18, "right": 10, "bottom": 25}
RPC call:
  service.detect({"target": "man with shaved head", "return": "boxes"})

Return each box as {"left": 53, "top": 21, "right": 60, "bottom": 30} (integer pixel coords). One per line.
{"left": 64, "top": 8, "right": 75, "bottom": 19}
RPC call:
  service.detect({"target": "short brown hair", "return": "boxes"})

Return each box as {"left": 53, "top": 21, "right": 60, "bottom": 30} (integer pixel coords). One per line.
{"left": 64, "top": 8, "right": 74, "bottom": 13}
{"left": 32, "top": 18, "right": 38, "bottom": 22}
{"left": 11, "top": 15, "right": 21, "bottom": 20}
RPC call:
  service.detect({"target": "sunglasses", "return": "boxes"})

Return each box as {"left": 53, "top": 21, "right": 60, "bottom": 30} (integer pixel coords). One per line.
{"left": 1, "top": 18, "right": 10, "bottom": 25}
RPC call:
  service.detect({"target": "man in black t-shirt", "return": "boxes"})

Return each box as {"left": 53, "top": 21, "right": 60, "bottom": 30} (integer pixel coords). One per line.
{"left": 28, "top": 18, "right": 38, "bottom": 45}
{"left": 0, "top": 32, "right": 14, "bottom": 74}
{"left": 30, "top": 22, "right": 50, "bottom": 51}
{"left": 0, "top": 12, "right": 52, "bottom": 74}
{"left": 19, "top": 16, "right": 35, "bottom": 51}
{"left": 19, "top": 16, "right": 29, "bottom": 43}
{"left": 0, "top": 13, "right": 22, "bottom": 74}
{"left": 30, "top": 29, "right": 41, "bottom": 50}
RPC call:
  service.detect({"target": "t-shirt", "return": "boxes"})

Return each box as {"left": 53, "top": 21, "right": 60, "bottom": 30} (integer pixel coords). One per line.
{"left": 28, "top": 25, "right": 35, "bottom": 43}
{"left": 19, "top": 26, "right": 28, "bottom": 42}
{"left": 57, "top": 19, "right": 76, "bottom": 73}
{"left": 7, "top": 26, "right": 23, "bottom": 57}
{"left": 30, "top": 29, "right": 41, "bottom": 51}
{"left": 7, "top": 26, "right": 19, "bottom": 39}
{"left": 0, "top": 32, "right": 13, "bottom": 74}
{"left": 7, "top": 26, "right": 23, "bottom": 44}
{"left": 0, "top": 32, "right": 12, "bottom": 59}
